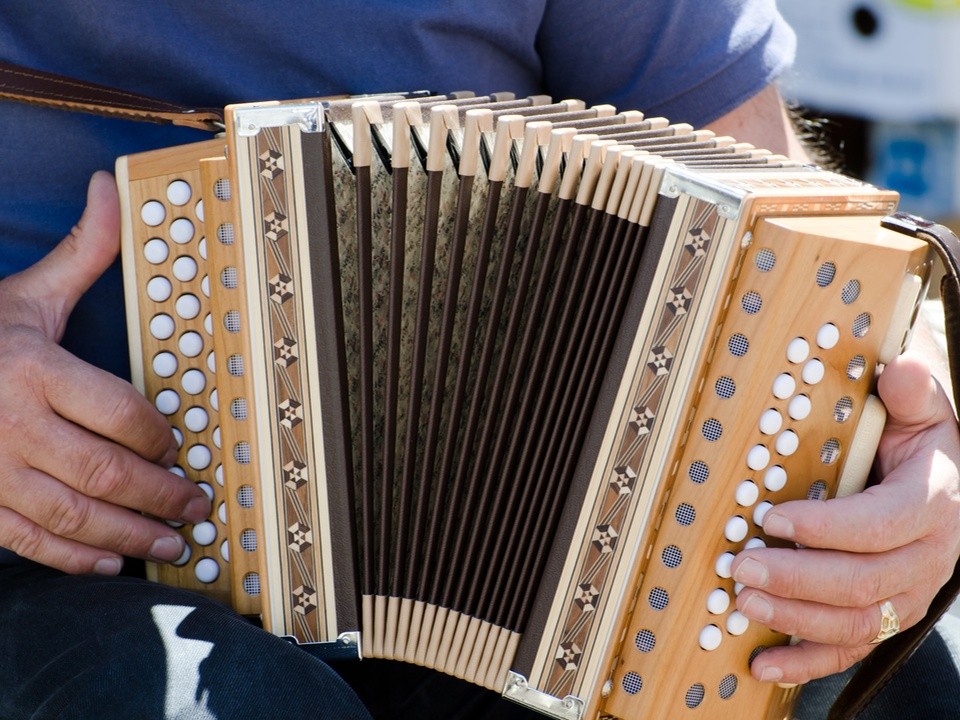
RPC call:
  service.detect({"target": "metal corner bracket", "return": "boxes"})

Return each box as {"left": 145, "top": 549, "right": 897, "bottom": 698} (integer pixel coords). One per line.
{"left": 234, "top": 102, "right": 324, "bottom": 137}
{"left": 280, "top": 631, "right": 362, "bottom": 660}
{"left": 659, "top": 165, "right": 745, "bottom": 220}
{"left": 502, "top": 671, "right": 585, "bottom": 720}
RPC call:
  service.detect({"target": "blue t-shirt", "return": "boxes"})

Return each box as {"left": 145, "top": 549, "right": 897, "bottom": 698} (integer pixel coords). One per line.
{"left": 0, "top": 0, "right": 795, "bottom": 377}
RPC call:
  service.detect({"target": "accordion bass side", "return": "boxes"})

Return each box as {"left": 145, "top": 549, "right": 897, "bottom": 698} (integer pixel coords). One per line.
{"left": 117, "top": 92, "right": 932, "bottom": 719}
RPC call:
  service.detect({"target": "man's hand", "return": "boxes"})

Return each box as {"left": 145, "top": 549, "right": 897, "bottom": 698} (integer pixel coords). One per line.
{"left": 732, "top": 353, "right": 960, "bottom": 684}
{"left": 0, "top": 171, "right": 211, "bottom": 575}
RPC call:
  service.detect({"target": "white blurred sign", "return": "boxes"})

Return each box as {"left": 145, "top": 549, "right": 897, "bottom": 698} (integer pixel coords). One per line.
{"left": 779, "top": 0, "right": 960, "bottom": 121}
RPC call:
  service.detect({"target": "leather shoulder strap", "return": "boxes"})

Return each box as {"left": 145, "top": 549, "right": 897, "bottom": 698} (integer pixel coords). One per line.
{"left": 828, "top": 212, "right": 960, "bottom": 719}
{"left": 0, "top": 59, "right": 223, "bottom": 132}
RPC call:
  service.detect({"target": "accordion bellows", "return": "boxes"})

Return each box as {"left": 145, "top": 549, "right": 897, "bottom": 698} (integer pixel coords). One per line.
{"left": 117, "top": 92, "right": 930, "bottom": 719}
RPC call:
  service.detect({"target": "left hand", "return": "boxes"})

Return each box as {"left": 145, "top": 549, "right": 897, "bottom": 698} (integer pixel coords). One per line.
{"left": 731, "top": 352, "right": 960, "bottom": 684}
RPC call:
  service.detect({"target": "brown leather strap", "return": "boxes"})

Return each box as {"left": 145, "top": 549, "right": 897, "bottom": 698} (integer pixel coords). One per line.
{"left": 880, "top": 213, "right": 960, "bottom": 419}
{"left": 828, "top": 212, "right": 960, "bottom": 719}
{"left": 0, "top": 59, "right": 223, "bottom": 132}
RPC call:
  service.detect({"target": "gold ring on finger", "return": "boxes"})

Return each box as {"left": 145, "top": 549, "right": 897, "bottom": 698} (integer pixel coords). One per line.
{"left": 869, "top": 600, "right": 900, "bottom": 644}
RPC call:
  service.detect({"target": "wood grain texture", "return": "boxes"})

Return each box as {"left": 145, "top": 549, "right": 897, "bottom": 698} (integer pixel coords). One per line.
{"left": 118, "top": 138, "right": 233, "bottom": 604}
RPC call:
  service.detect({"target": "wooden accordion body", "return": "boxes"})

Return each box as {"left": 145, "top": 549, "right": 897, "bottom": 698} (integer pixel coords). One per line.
{"left": 118, "top": 92, "right": 931, "bottom": 719}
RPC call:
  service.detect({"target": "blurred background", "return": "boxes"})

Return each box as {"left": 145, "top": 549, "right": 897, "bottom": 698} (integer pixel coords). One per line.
{"left": 779, "top": 0, "right": 960, "bottom": 224}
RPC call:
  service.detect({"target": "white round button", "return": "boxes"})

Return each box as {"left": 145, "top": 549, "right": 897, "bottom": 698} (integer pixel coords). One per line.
{"left": 149, "top": 314, "right": 175, "bottom": 340}
{"left": 187, "top": 444, "right": 212, "bottom": 470}
{"left": 196, "top": 199, "right": 205, "bottom": 222}
{"left": 181, "top": 369, "right": 206, "bottom": 395}
{"left": 140, "top": 200, "right": 166, "bottom": 226}
{"left": 715, "top": 552, "right": 735, "bottom": 579}
{"left": 143, "top": 238, "right": 169, "bottom": 264}
{"left": 166, "top": 180, "right": 192, "bottom": 206}
{"left": 774, "top": 430, "right": 800, "bottom": 457}
{"left": 146, "top": 276, "right": 173, "bottom": 302}
{"left": 172, "top": 256, "right": 198, "bottom": 282}
{"left": 152, "top": 351, "right": 178, "bottom": 378}
{"left": 707, "top": 589, "right": 731, "bottom": 615}
{"left": 172, "top": 543, "right": 192, "bottom": 567}
{"left": 744, "top": 537, "right": 767, "bottom": 550}
{"left": 817, "top": 323, "right": 840, "bottom": 349}
{"left": 735, "top": 480, "right": 759, "bottom": 507}
{"left": 763, "top": 465, "right": 788, "bottom": 492}
{"left": 759, "top": 409, "right": 782, "bottom": 435}
{"left": 772, "top": 373, "right": 796, "bottom": 400}
{"left": 754, "top": 501, "right": 774, "bottom": 527}
{"left": 788, "top": 394, "right": 812, "bottom": 421}
{"left": 155, "top": 389, "right": 180, "bottom": 415}
{"left": 169, "top": 218, "right": 195, "bottom": 244}
{"left": 726, "top": 611, "right": 750, "bottom": 636}
{"left": 175, "top": 294, "right": 201, "bottom": 320}
{"left": 747, "top": 445, "right": 770, "bottom": 471}
{"left": 699, "top": 624, "right": 723, "bottom": 651}
{"left": 194, "top": 557, "right": 220, "bottom": 584}
{"left": 179, "top": 331, "right": 204, "bottom": 357}
{"left": 802, "top": 359, "right": 826, "bottom": 385}
{"left": 786, "top": 337, "right": 810, "bottom": 364}
{"left": 192, "top": 521, "right": 217, "bottom": 546}
{"left": 184, "top": 407, "right": 209, "bottom": 433}
{"left": 776, "top": 430, "right": 800, "bottom": 456}
{"left": 724, "top": 516, "right": 749, "bottom": 543}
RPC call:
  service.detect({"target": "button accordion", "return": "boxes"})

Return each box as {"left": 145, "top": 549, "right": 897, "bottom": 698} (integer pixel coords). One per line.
{"left": 117, "top": 92, "right": 932, "bottom": 719}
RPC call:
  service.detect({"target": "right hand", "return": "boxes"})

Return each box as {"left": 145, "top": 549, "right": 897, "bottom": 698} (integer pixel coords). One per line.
{"left": 0, "top": 171, "right": 211, "bottom": 575}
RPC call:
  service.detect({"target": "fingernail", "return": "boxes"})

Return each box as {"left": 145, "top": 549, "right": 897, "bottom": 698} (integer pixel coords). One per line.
{"left": 759, "top": 666, "right": 783, "bottom": 683}
{"left": 763, "top": 512, "right": 794, "bottom": 539}
{"left": 150, "top": 535, "right": 185, "bottom": 563}
{"left": 182, "top": 496, "right": 211, "bottom": 524}
{"left": 93, "top": 557, "right": 122, "bottom": 576}
{"left": 734, "top": 557, "right": 769, "bottom": 587}
{"left": 741, "top": 593, "right": 774, "bottom": 623}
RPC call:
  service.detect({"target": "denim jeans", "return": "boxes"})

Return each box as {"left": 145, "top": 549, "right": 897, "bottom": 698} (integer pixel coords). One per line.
{"left": 0, "top": 562, "right": 370, "bottom": 720}
{"left": 2, "top": 562, "right": 958, "bottom": 719}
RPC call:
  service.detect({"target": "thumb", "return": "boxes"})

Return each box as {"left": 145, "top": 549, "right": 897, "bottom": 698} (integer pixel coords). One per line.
{"left": 877, "top": 352, "right": 953, "bottom": 431}
{"left": 5, "top": 171, "right": 120, "bottom": 339}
